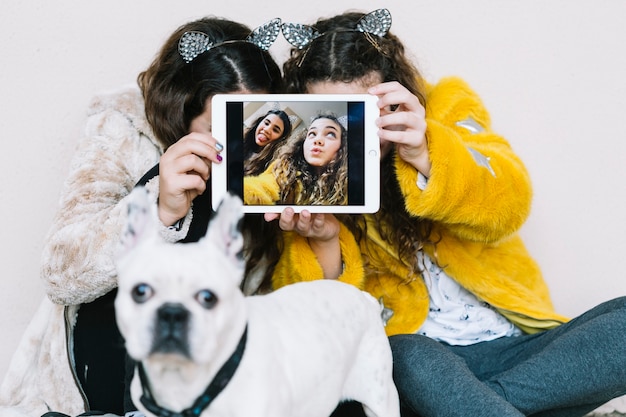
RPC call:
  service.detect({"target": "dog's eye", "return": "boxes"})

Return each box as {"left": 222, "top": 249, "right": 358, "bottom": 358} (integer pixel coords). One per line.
{"left": 131, "top": 283, "right": 154, "bottom": 303}
{"left": 195, "top": 289, "right": 218, "bottom": 309}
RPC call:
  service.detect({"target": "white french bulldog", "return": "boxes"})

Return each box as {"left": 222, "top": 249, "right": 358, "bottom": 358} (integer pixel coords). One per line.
{"left": 115, "top": 187, "right": 400, "bottom": 417}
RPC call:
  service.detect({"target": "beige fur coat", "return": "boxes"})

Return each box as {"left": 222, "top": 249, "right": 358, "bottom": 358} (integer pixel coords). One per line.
{"left": 0, "top": 85, "right": 189, "bottom": 416}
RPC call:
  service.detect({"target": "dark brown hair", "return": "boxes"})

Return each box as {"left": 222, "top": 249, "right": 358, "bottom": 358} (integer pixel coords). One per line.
{"left": 138, "top": 17, "right": 283, "bottom": 149}
{"left": 283, "top": 10, "right": 433, "bottom": 276}
{"left": 273, "top": 113, "right": 348, "bottom": 205}
{"left": 283, "top": 12, "right": 425, "bottom": 104}
{"left": 243, "top": 109, "right": 293, "bottom": 176}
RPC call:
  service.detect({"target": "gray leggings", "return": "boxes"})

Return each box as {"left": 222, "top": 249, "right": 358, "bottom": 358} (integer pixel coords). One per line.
{"left": 389, "top": 296, "right": 626, "bottom": 417}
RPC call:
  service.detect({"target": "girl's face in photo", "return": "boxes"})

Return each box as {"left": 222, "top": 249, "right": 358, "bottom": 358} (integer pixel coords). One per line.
{"left": 307, "top": 73, "right": 394, "bottom": 158}
{"left": 303, "top": 117, "right": 342, "bottom": 168}
{"left": 255, "top": 113, "right": 286, "bottom": 146}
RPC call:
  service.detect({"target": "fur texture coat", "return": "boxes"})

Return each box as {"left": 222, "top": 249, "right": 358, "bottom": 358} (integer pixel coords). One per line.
{"left": 271, "top": 77, "right": 570, "bottom": 336}
{"left": 0, "top": 85, "right": 187, "bottom": 416}
{"left": 0, "top": 77, "right": 571, "bottom": 416}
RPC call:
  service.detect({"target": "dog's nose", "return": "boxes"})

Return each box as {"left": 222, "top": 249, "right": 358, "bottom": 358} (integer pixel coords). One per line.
{"left": 153, "top": 303, "right": 191, "bottom": 355}
{"left": 157, "top": 303, "right": 189, "bottom": 326}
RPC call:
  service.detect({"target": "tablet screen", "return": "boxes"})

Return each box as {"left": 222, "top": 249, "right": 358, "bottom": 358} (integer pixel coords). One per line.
{"left": 211, "top": 94, "right": 380, "bottom": 213}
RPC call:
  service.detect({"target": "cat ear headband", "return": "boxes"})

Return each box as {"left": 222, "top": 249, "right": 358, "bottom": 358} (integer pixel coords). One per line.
{"left": 265, "top": 102, "right": 301, "bottom": 128}
{"left": 281, "top": 8, "right": 392, "bottom": 51}
{"left": 179, "top": 18, "right": 282, "bottom": 63}
{"left": 310, "top": 115, "right": 348, "bottom": 131}
{"left": 336, "top": 115, "right": 348, "bottom": 131}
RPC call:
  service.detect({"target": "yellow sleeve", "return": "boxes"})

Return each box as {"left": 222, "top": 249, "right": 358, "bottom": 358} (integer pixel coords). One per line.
{"left": 397, "top": 77, "right": 532, "bottom": 243}
{"left": 271, "top": 223, "right": 365, "bottom": 290}
{"left": 243, "top": 163, "right": 280, "bottom": 205}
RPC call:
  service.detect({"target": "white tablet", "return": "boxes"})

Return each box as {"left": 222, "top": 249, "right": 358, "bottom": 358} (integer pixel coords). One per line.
{"left": 211, "top": 94, "right": 380, "bottom": 213}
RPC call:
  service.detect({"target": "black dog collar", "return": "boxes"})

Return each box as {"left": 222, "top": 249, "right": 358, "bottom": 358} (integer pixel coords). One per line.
{"left": 137, "top": 325, "right": 248, "bottom": 417}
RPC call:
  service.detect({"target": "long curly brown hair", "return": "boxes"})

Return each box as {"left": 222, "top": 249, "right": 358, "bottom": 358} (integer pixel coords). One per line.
{"left": 243, "top": 110, "right": 293, "bottom": 176}
{"left": 283, "top": 10, "right": 434, "bottom": 276}
{"left": 272, "top": 113, "right": 348, "bottom": 206}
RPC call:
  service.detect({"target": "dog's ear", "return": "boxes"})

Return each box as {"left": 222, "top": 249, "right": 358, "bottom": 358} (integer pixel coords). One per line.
{"left": 204, "top": 192, "right": 244, "bottom": 267}
{"left": 118, "top": 186, "right": 160, "bottom": 256}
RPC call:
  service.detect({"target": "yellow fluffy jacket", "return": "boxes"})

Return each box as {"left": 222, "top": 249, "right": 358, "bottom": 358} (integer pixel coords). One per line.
{"left": 270, "top": 77, "right": 569, "bottom": 336}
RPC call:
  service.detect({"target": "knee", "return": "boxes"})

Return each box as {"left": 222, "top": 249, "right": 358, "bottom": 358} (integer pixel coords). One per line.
{"left": 389, "top": 334, "right": 457, "bottom": 381}
{"left": 388, "top": 334, "right": 417, "bottom": 359}
{"left": 581, "top": 296, "right": 626, "bottom": 352}
{"left": 608, "top": 296, "right": 626, "bottom": 333}
{"left": 599, "top": 296, "right": 626, "bottom": 323}
{"left": 389, "top": 335, "right": 430, "bottom": 394}
{"left": 389, "top": 334, "right": 434, "bottom": 369}
{"left": 611, "top": 295, "right": 626, "bottom": 312}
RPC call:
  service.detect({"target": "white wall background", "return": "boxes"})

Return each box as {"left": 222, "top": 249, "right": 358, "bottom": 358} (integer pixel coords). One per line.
{"left": 2, "top": 0, "right": 626, "bottom": 411}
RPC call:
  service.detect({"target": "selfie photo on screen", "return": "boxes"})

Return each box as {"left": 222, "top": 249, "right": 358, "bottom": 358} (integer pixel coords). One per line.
{"left": 211, "top": 94, "right": 380, "bottom": 213}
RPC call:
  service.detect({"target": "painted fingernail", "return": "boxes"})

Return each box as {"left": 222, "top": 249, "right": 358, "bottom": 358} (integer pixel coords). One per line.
{"left": 216, "top": 154, "right": 223, "bottom": 162}
{"left": 215, "top": 142, "right": 224, "bottom": 151}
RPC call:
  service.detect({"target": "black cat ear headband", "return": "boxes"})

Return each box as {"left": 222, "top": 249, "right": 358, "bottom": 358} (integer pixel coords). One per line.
{"left": 178, "top": 9, "right": 392, "bottom": 63}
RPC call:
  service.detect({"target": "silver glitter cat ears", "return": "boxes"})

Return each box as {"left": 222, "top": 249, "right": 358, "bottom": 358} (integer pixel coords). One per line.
{"left": 280, "top": 22, "right": 320, "bottom": 50}
{"left": 310, "top": 115, "right": 348, "bottom": 131}
{"left": 336, "top": 115, "right": 348, "bottom": 131}
{"left": 178, "top": 10, "right": 391, "bottom": 63}
{"left": 281, "top": 8, "right": 392, "bottom": 50}
{"left": 247, "top": 18, "right": 282, "bottom": 51}
{"left": 265, "top": 101, "right": 300, "bottom": 127}
{"left": 178, "top": 18, "right": 282, "bottom": 63}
